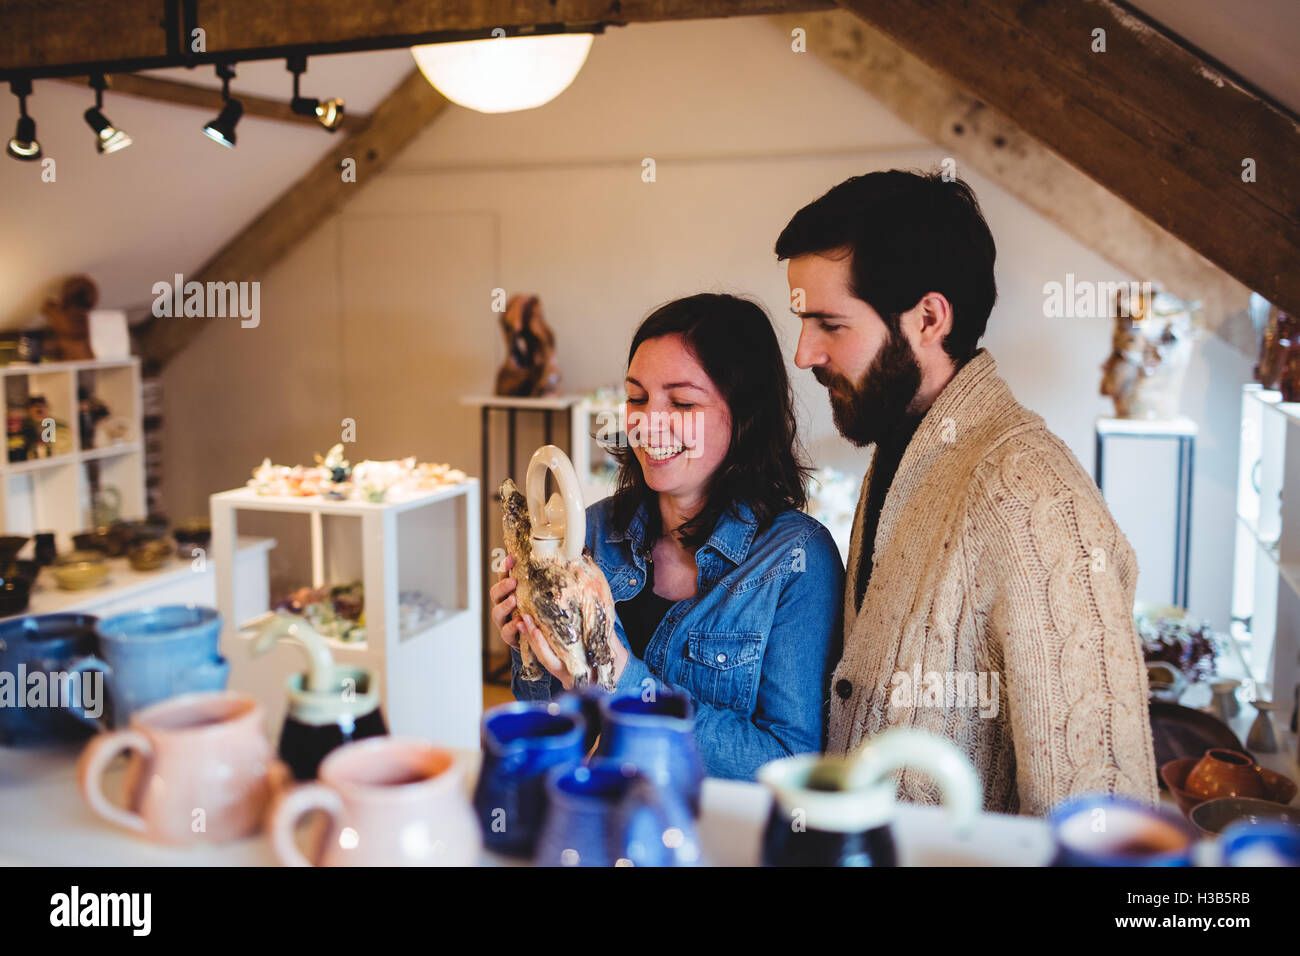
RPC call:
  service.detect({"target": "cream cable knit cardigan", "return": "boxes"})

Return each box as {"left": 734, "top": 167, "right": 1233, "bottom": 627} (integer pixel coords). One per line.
{"left": 827, "top": 349, "right": 1158, "bottom": 816}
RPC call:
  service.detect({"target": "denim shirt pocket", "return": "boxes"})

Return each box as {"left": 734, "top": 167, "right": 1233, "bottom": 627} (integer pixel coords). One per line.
{"left": 678, "top": 630, "right": 765, "bottom": 713}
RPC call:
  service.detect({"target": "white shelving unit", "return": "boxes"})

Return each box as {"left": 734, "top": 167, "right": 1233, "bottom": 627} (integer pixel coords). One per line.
{"left": 1231, "top": 384, "right": 1300, "bottom": 727}
{"left": 0, "top": 358, "right": 144, "bottom": 551}
{"left": 210, "top": 481, "right": 482, "bottom": 749}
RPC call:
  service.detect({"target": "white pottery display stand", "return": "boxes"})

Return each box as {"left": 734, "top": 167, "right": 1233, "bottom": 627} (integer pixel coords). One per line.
{"left": 209, "top": 481, "right": 482, "bottom": 749}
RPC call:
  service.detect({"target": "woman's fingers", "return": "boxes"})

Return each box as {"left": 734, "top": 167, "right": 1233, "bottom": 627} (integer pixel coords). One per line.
{"left": 522, "top": 614, "right": 572, "bottom": 690}
{"left": 488, "top": 573, "right": 517, "bottom": 606}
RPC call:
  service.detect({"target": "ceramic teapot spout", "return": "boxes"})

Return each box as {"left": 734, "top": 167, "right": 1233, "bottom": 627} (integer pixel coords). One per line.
{"left": 525, "top": 444, "right": 585, "bottom": 561}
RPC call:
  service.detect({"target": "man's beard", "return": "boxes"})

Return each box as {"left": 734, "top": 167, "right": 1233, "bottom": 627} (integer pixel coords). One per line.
{"left": 813, "top": 330, "right": 923, "bottom": 448}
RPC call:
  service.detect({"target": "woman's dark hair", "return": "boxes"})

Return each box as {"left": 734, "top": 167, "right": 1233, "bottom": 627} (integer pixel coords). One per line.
{"left": 610, "top": 293, "right": 809, "bottom": 548}
{"left": 774, "top": 168, "right": 997, "bottom": 367}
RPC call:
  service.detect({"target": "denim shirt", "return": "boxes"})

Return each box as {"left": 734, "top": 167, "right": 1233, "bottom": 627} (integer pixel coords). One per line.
{"left": 510, "top": 496, "right": 844, "bottom": 781}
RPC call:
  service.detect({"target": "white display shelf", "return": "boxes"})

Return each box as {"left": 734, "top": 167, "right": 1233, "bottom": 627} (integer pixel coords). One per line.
{"left": 211, "top": 480, "right": 482, "bottom": 749}
{"left": 0, "top": 536, "right": 274, "bottom": 624}
{"left": 1230, "top": 384, "right": 1300, "bottom": 712}
{"left": 0, "top": 358, "right": 145, "bottom": 553}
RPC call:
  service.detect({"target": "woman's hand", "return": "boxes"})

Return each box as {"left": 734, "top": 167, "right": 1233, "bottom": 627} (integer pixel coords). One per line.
{"left": 488, "top": 555, "right": 521, "bottom": 648}
{"left": 517, "top": 612, "right": 630, "bottom": 692}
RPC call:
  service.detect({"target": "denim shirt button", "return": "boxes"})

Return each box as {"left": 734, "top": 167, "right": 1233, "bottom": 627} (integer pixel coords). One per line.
{"left": 628, "top": 577, "right": 638, "bottom": 587}
{"left": 715, "top": 653, "right": 727, "bottom": 664}
{"left": 835, "top": 679, "right": 853, "bottom": 700}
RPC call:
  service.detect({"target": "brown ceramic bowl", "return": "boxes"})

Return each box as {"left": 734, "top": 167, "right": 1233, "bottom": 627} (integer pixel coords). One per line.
{"left": 1160, "top": 755, "right": 1297, "bottom": 817}
{"left": 127, "top": 538, "right": 171, "bottom": 571}
{"left": 1186, "top": 748, "right": 1268, "bottom": 799}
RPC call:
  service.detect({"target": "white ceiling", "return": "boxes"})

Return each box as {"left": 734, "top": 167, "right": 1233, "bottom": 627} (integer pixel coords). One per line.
{"left": 0, "top": 6, "right": 1295, "bottom": 330}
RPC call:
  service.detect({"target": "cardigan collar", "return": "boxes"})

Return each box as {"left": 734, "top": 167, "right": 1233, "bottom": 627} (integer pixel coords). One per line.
{"left": 844, "top": 348, "right": 1015, "bottom": 619}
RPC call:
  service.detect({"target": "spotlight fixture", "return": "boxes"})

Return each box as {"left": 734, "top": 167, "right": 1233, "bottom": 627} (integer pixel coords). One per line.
{"left": 83, "top": 74, "right": 132, "bottom": 154}
{"left": 203, "top": 63, "right": 243, "bottom": 148}
{"left": 6, "top": 78, "right": 42, "bottom": 161}
{"left": 287, "top": 56, "right": 344, "bottom": 131}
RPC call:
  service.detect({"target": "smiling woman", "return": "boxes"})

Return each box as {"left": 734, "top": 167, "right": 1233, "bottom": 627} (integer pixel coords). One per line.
{"left": 490, "top": 293, "right": 845, "bottom": 780}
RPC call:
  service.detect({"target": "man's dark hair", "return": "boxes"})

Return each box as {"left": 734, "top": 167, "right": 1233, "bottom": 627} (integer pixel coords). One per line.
{"left": 774, "top": 169, "right": 997, "bottom": 366}
{"left": 610, "top": 293, "right": 809, "bottom": 548}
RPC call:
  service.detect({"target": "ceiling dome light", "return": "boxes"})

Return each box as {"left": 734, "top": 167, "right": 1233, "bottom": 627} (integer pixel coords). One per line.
{"left": 6, "top": 79, "right": 41, "bottom": 161}
{"left": 203, "top": 63, "right": 243, "bottom": 148}
{"left": 410, "top": 33, "right": 593, "bottom": 114}
{"left": 84, "top": 75, "right": 132, "bottom": 154}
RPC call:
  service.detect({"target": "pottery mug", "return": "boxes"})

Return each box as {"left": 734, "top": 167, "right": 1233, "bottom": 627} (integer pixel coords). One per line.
{"left": 594, "top": 690, "right": 705, "bottom": 816}
{"left": 534, "top": 759, "right": 702, "bottom": 867}
{"left": 268, "top": 736, "right": 481, "bottom": 866}
{"left": 77, "top": 691, "right": 285, "bottom": 845}
{"left": 474, "top": 700, "right": 587, "bottom": 857}
{"left": 1049, "top": 795, "right": 1199, "bottom": 867}
{"left": 0, "top": 613, "right": 102, "bottom": 746}
{"left": 758, "top": 728, "right": 980, "bottom": 867}
{"left": 74, "top": 605, "right": 229, "bottom": 728}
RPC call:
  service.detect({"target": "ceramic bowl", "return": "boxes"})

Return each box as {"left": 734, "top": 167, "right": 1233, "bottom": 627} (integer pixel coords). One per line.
{"left": 127, "top": 538, "right": 171, "bottom": 571}
{"left": 72, "top": 527, "right": 128, "bottom": 557}
{"left": 52, "top": 551, "right": 109, "bottom": 590}
{"left": 1185, "top": 748, "right": 1269, "bottom": 800}
{"left": 1190, "top": 797, "right": 1300, "bottom": 837}
{"left": 1161, "top": 756, "right": 1296, "bottom": 816}
{"left": 0, "top": 575, "right": 31, "bottom": 615}
{"left": 0, "top": 534, "right": 29, "bottom": 567}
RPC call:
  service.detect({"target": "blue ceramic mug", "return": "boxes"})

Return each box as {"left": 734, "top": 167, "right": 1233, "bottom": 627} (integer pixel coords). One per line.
{"left": 80, "top": 605, "right": 229, "bottom": 729}
{"left": 0, "top": 614, "right": 102, "bottom": 746}
{"left": 534, "top": 760, "right": 702, "bottom": 867}
{"left": 474, "top": 700, "right": 587, "bottom": 857}
{"left": 1219, "top": 821, "right": 1300, "bottom": 866}
{"left": 1049, "top": 795, "right": 1199, "bottom": 867}
{"left": 595, "top": 690, "right": 704, "bottom": 816}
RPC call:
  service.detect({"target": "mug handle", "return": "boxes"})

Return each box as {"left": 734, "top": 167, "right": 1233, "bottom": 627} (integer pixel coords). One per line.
{"left": 62, "top": 655, "right": 112, "bottom": 729}
{"left": 268, "top": 783, "right": 345, "bottom": 867}
{"left": 76, "top": 729, "right": 151, "bottom": 834}
{"left": 847, "top": 728, "right": 982, "bottom": 834}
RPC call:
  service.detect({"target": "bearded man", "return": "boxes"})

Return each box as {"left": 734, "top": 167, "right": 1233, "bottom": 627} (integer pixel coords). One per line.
{"left": 776, "top": 170, "right": 1157, "bottom": 815}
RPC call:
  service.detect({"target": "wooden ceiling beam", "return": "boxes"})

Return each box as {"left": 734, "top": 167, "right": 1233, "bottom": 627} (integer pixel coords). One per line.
{"left": 135, "top": 68, "right": 448, "bottom": 367}
{"left": 1, "top": 0, "right": 834, "bottom": 78}
{"left": 772, "top": 9, "right": 1253, "bottom": 352}
{"left": 831, "top": 0, "right": 1300, "bottom": 319}
{"left": 55, "top": 73, "right": 369, "bottom": 133}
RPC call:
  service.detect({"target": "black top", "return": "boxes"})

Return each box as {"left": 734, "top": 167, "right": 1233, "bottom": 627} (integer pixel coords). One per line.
{"left": 855, "top": 415, "right": 923, "bottom": 608}
{"left": 616, "top": 556, "right": 675, "bottom": 659}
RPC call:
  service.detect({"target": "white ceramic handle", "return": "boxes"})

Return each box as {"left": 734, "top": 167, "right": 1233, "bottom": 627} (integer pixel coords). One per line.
{"left": 268, "top": 783, "right": 345, "bottom": 867}
{"left": 847, "top": 729, "right": 981, "bottom": 834}
{"left": 77, "top": 729, "right": 152, "bottom": 834}
{"left": 252, "top": 613, "right": 335, "bottom": 693}
{"left": 525, "top": 444, "right": 585, "bottom": 560}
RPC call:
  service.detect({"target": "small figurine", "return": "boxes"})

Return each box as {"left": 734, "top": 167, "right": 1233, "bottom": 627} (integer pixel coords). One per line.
{"left": 41, "top": 275, "right": 97, "bottom": 361}
{"left": 494, "top": 294, "right": 562, "bottom": 397}
{"left": 1099, "top": 285, "right": 1199, "bottom": 420}
{"left": 78, "top": 388, "right": 109, "bottom": 450}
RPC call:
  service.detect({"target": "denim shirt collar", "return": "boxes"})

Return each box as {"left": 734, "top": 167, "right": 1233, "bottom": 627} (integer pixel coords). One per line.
{"left": 605, "top": 498, "right": 759, "bottom": 567}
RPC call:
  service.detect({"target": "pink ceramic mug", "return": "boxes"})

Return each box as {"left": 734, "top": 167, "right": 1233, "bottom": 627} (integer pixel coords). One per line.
{"left": 77, "top": 691, "right": 286, "bottom": 845}
{"left": 268, "top": 736, "right": 481, "bottom": 866}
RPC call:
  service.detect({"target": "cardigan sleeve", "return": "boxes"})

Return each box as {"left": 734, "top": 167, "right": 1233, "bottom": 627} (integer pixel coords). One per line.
{"left": 975, "top": 439, "right": 1159, "bottom": 816}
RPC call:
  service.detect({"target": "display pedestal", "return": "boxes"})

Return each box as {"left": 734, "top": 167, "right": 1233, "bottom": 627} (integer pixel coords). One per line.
{"left": 1095, "top": 415, "right": 1196, "bottom": 608}
{"left": 210, "top": 481, "right": 482, "bottom": 749}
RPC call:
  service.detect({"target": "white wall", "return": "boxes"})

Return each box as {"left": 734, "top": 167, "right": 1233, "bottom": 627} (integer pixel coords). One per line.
{"left": 160, "top": 16, "right": 1246, "bottom": 627}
